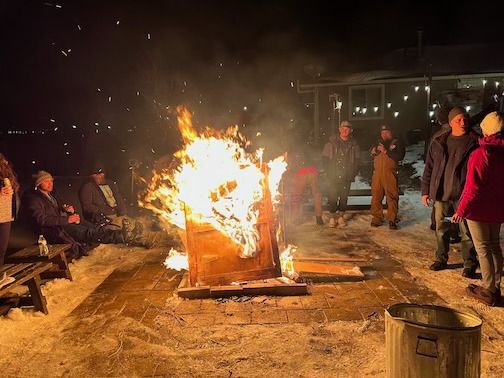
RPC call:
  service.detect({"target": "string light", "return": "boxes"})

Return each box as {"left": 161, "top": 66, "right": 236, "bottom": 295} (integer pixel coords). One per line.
{"left": 393, "top": 111, "right": 399, "bottom": 118}
{"left": 373, "top": 106, "right": 379, "bottom": 112}
{"left": 355, "top": 106, "right": 361, "bottom": 112}
{"left": 414, "top": 86, "right": 420, "bottom": 92}
{"left": 432, "top": 104, "right": 438, "bottom": 109}
{"left": 429, "top": 111, "right": 435, "bottom": 117}
{"left": 362, "top": 107, "right": 367, "bottom": 114}
{"left": 424, "top": 85, "right": 430, "bottom": 92}
{"left": 403, "top": 95, "right": 409, "bottom": 101}
{"left": 482, "top": 79, "right": 487, "bottom": 86}
{"left": 465, "top": 105, "right": 472, "bottom": 112}
{"left": 386, "top": 102, "right": 392, "bottom": 109}
{"left": 496, "top": 81, "right": 500, "bottom": 88}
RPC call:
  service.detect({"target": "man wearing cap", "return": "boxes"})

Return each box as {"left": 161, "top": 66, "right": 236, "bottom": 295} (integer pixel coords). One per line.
{"left": 22, "top": 170, "right": 143, "bottom": 255}
{"left": 421, "top": 106, "right": 478, "bottom": 277}
{"left": 321, "top": 120, "right": 360, "bottom": 227}
{"left": 370, "top": 125, "right": 405, "bottom": 229}
{"left": 79, "top": 163, "right": 127, "bottom": 228}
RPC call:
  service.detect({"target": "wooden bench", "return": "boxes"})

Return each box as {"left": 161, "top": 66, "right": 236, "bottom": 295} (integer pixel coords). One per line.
{"left": 5, "top": 244, "right": 73, "bottom": 281}
{"left": 0, "top": 262, "right": 53, "bottom": 315}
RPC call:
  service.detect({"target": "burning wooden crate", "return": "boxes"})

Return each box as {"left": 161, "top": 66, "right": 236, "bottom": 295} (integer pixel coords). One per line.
{"left": 183, "top": 174, "right": 281, "bottom": 287}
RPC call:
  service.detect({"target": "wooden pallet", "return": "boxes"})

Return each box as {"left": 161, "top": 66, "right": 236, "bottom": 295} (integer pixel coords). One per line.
{"left": 177, "top": 273, "right": 308, "bottom": 299}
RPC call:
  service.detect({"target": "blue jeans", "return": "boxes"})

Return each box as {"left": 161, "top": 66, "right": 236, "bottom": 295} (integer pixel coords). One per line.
{"left": 434, "top": 200, "right": 477, "bottom": 269}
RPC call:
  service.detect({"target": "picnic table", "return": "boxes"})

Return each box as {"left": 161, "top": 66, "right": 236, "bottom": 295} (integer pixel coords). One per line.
{"left": 5, "top": 244, "right": 73, "bottom": 281}
{"left": 0, "top": 262, "right": 53, "bottom": 315}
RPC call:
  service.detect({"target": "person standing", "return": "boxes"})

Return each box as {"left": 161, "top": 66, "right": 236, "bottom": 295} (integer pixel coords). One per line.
{"left": 289, "top": 149, "right": 323, "bottom": 225}
{"left": 421, "top": 106, "right": 478, "bottom": 277}
{"left": 370, "top": 125, "right": 405, "bottom": 229}
{"left": 0, "top": 154, "right": 19, "bottom": 288}
{"left": 322, "top": 121, "right": 360, "bottom": 227}
{"left": 453, "top": 112, "right": 504, "bottom": 306}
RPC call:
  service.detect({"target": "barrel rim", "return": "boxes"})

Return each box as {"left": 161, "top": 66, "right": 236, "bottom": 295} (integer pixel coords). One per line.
{"left": 386, "top": 303, "right": 482, "bottom": 331}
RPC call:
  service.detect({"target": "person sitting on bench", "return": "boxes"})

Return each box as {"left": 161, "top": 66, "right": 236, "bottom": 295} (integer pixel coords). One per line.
{"left": 79, "top": 163, "right": 127, "bottom": 229}
{"left": 22, "top": 171, "right": 146, "bottom": 256}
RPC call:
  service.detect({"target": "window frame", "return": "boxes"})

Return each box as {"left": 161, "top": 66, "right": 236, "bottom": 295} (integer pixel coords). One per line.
{"left": 348, "top": 84, "right": 385, "bottom": 121}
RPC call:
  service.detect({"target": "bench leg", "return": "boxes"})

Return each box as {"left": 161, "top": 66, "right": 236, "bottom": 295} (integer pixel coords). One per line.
{"left": 43, "top": 252, "right": 73, "bottom": 281}
{"left": 26, "top": 276, "right": 48, "bottom": 314}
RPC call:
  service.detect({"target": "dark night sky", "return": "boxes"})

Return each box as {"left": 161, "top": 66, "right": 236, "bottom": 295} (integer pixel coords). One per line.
{"left": 0, "top": 0, "right": 502, "bottom": 179}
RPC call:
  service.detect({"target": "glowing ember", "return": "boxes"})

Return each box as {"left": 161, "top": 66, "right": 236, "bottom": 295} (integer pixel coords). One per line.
{"left": 163, "top": 248, "right": 189, "bottom": 271}
{"left": 141, "top": 106, "right": 287, "bottom": 258}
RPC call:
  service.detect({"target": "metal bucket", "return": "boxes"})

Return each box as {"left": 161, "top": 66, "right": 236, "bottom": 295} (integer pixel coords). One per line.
{"left": 385, "top": 303, "right": 482, "bottom": 378}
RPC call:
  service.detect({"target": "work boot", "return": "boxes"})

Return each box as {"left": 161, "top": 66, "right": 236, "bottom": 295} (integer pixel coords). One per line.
{"left": 122, "top": 218, "right": 135, "bottom": 243}
{"left": 370, "top": 218, "right": 382, "bottom": 227}
{"left": 465, "top": 285, "right": 496, "bottom": 306}
{"left": 429, "top": 261, "right": 447, "bottom": 271}
{"left": 316, "top": 216, "right": 324, "bottom": 225}
{"left": 337, "top": 216, "right": 346, "bottom": 227}
{"left": 328, "top": 217, "right": 336, "bottom": 228}
{"left": 462, "top": 267, "right": 477, "bottom": 279}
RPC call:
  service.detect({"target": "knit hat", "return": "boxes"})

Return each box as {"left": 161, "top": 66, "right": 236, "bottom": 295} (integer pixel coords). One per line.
{"left": 448, "top": 106, "right": 467, "bottom": 123}
{"left": 480, "top": 112, "right": 504, "bottom": 136}
{"left": 33, "top": 170, "right": 53, "bottom": 187}
{"left": 380, "top": 125, "right": 391, "bottom": 131}
{"left": 90, "top": 161, "right": 105, "bottom": 175}
{"left": 340, "top": 120, "right": 352, "bottom": 129}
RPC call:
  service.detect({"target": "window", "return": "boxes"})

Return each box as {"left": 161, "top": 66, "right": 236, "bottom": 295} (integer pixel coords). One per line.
{"left": 348, "top": 84, "right": 385, "bottom": 120}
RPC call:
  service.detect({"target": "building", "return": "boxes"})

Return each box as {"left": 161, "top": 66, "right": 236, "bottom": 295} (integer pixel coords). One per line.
{"left": 297, "top": 43, "right": 504, "bottom": 147}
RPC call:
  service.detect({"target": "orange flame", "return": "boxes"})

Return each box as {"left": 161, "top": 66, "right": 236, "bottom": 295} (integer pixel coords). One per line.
{"left": 140, "top": 106, "right": 287, "bottom": 258}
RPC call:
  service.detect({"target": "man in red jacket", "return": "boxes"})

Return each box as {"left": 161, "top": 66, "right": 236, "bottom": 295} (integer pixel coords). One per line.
{"left": 453, "top": 112, "right": 504, "bottom": 306}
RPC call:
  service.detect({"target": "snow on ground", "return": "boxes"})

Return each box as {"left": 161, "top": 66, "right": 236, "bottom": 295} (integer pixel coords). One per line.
{"left": 403, "top": 141, "right": 425, "bottom": 178}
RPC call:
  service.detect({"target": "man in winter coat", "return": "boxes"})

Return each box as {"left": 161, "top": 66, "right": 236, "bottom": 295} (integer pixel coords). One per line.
{"left": 421, "top": 107, "right": 478, "bottom": 277}
{"left": 321, "top": 121, "right": 360, "bottom": 227}
{"left": 453, "top": 112, "right": 504, "bottom": 306}
{"left": 22, "top": 171, "right": 145, "bottom": 257}
{"left": 370, "top": 125, "right": 405, "bottom": 229}
{"left": 79, "top": 164, "right": 127, "bottom": 228}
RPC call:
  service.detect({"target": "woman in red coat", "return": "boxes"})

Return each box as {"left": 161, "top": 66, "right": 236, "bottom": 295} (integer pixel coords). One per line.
{"left": 453, "top": 112, "right": 504, "bottom": 306}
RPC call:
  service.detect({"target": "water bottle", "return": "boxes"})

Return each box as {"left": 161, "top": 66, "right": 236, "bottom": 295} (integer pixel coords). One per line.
{"left": 38, "top": 235, "right": 49, "bottom": 256}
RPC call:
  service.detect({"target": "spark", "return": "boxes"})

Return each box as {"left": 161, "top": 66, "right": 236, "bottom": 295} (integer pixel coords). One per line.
{"left": 108, "top": 96, "right": 112, "bottom": 102}
{"left": 94, "top": 122, "right": 99, "bottom": 126}
{"left": 72, "top": 125, "right": 77, "bottom": 129}
{"left": 55, "top": 4, "right": 62, "bottom": 8}
{"left": 243, "top": 106, "right": 248, "bottom": 111}
{"left": 116, "top": 20, "right": 120, "bottom": 25}
{"left": 290, "top": 81, "right": 294, "bottom": 87}
{"left": 126, "top": 107, "right": 130, "bottom": 112}
{"left": 147, "top": 33, "right": 151, "bottom": 40}
{"left": 61, "top": 50, "right": 68, "bottom": 57}
{"left": 136, "top": 91, "right": 140, "bottom": 96}
{"left": 54, "top": 127, "right": 58, "bottom": 131}
{"left": 151, "top": 148, "right": 156, "bottom": 154}
{"left": 97, "top": 88, "right": 101, "bottom": 92}
{"left": 65, "top": 151, "right": 70, "bottom": 155}
{"left": 32, "top": 160, "right": 36, "bottom": 164}
{"left": 107, "top": 125, "right": 111, "bottom": 129}
{"left": 50, "top": 119, "right": 56, "bottom": 123}
{"left": 63, "top": 142, "right": 68, "bottom": 146}
{"left": 77, "top": 25, "right": 82, "bottom": 31}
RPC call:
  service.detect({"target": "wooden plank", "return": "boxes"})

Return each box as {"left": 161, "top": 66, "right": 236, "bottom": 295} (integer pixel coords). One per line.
{"left": 293, "top": 261, "right": 364, "bottom": 278}
{"left": 293, "top": 256, "right": 369, "bottom": 263}
{"left": 177, "top": 286, "right": 211, "bottom": 299}
{"left": 6, "top": 244, "right": 72, "bottom": 262}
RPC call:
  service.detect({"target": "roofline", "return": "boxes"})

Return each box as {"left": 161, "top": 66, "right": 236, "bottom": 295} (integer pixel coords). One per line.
{"left": 298, "top": 72, "right": 504, "bottom": 89}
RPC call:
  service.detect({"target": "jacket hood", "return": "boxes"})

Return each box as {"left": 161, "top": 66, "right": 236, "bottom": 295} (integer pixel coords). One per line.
{"left": 432, "top": 129, "right": 479, "bottom": 145}
{"left": 479, "top": 133, "right": 504, "bottom": 147}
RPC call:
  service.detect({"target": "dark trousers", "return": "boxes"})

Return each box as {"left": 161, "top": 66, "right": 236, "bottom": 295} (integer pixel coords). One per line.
{"left": 62, "top": 219, "right": 124, "bottom": 245}
{"left": 328, "top": 179, "right": 351, "bottom": 214}
{"left": 434, "top": 200, "right": 477, "bottom": 269}
{"left": 0, "top": 222, "right": 11, "bottom": 265}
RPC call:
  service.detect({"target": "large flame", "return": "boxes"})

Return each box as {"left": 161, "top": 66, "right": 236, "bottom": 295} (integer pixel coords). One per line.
{"left": 141, "top": 106, "right": 287, "bottom": 258}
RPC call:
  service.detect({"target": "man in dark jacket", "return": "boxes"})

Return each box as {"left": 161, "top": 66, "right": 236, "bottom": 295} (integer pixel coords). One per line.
{"left": 370, "top": 125, "right": 405, "bottom": 229}
{"left": 22, "top": 171, "right": 143, "bottom": 255}
{"left": 321, "top": 121, "right": 360, "bottom": 227}
{"left": 421, "top": 107, "right": 478, "bottom": 277}
{"left": 79, "top": 164, "right": 127, "bottom": 227}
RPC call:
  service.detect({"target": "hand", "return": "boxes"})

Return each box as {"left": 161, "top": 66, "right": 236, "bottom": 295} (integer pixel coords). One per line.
{"left": 421, "top": 195, "right": 432, "bottom": 207}
{"left": 451, "top": 213, "right": 463, "bottom": 223}
{"left": 371, "top": 147, "right": 377, "bottom": 155}
{"left": 68, "top": 214, "right": 80, "bottom": 224}
{"left": 377, "top": 144, "right": 386, "bottom": 153}
{"left": 1, "top": 186, "right": 13, "bottom": 196}
{"left": 63, "top": 204, "right": 75, "bottom": 214}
